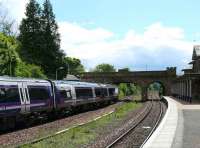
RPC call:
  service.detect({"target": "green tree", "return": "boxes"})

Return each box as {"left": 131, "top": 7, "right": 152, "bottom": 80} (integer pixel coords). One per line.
{"left": 15, "top": 61, "right": 47, "bottom": 78}
{"left": 64, "top": 57, "right": 85, "bottom": 75}
{"left": 52, "top": 57, "right": 85, "bottom": 80}
{"left": 0, "top": 33, "right": 47, "bottom": 78}
{"left": 18, "top": 0, "right": 42, "bottom": 65}
{"left": 92, "top": 63, "right": 116, "bottom": 72}
{"left": 118, "top": 68, "right": 130, "bottom": 72}
{"left": 18, "top": 0, "right": 65, "bottom": 78}
{"left": 0, "top": 33, "right": 20, "bottom": 76}
{"left": 40, "top": 0, "right": 65, "bottom": 78}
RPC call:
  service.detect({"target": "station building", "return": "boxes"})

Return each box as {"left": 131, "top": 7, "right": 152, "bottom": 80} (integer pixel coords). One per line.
{"left": 171, "top": 45, "right": 200, "bottom": 101}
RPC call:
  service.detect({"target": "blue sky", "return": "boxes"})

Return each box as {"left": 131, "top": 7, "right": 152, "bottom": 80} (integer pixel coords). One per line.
{"left": 50, "top": 0, "right": 200, "bottom": 40}
{"left": 1, "top": 0, "right": 199, "bottom": 72}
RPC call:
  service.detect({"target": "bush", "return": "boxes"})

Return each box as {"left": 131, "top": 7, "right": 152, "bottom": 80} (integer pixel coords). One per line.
{"left": 15, "top": 62, "right": 47, "bottom": 79}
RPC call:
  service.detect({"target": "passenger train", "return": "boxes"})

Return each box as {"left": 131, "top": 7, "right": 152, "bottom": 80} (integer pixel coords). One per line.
{"left": 0, "top": 76, "right": 118, "bottom": 130}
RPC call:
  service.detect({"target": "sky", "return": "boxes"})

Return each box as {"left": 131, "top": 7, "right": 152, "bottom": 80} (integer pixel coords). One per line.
{"left": 0, "top": 0, "right": 199, "bottom": 72}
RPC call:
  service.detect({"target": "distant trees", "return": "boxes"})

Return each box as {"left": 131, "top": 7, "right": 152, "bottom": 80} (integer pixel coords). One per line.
{"left": 92, "top": 63, "right": 116, "bottom": 72}
{"left": 118, "top": 68, "right": 130, "bottom": 72}
{"left": 18, "top": 0, "right": 66, "bottom": 79}
{"left": 118, "top": 83, "right": 141, "bottom": 99}
{"left": 148, "top": 82, "right": 164, "bottom": 95}
{"left": 64, "top": 57, "right": 85, "bottom": 75}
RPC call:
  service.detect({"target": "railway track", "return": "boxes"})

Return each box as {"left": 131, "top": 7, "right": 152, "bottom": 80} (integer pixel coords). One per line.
{"left": 106, "top": 100, "right": 165, "bottom": 148}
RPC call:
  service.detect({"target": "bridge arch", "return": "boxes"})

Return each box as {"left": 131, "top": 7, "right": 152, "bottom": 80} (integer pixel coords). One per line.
{"left": 146, "top": 81, "right": 165, "bottom": 100}
{"left": 80, "top": 68, "right": 176, "bottom": 100}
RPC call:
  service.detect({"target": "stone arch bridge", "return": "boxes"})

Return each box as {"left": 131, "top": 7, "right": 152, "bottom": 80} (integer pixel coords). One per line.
{"left": 79, "top": 67, "right": 176, "bottom": 100}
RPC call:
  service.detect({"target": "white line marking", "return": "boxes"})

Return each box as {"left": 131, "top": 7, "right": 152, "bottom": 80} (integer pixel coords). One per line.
{"left": 54, "top": 111, "right": 114, "bottom": 135}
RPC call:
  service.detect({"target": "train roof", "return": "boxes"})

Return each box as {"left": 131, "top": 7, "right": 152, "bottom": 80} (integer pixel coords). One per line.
{"left": 54, "top": 80, "right": 117, "bottom": 88}
{"left": 54, "top": 80, "right": 100, "bottom": 87}
{"left": 0, "top": 76, "right": 49, "bottom": 83}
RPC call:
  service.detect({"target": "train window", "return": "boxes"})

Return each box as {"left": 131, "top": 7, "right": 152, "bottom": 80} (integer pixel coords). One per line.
{"left": 95, "top": 88, "right": 102, "bottom": 97}
{"left": 75, "top": 87, "right": 93, "bottom": 99}
{"left": 109, "top": 88, "right": 115, "bottom": 96}
{"left": 103, "top": 88, "right": 108, "bottom": 97}
{"left": 0, "top": 87, "right": 20, "bottom": 103}
{"left": 60, "top": 90, "right": 72, "bottom": 100}
{"left": 28, "top": 87, "right": 50, "bottom": 101}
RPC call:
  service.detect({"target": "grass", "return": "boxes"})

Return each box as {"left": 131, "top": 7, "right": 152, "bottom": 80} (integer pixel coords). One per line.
{"left": 21, "top": 102, "right": 141, "bottom": 148}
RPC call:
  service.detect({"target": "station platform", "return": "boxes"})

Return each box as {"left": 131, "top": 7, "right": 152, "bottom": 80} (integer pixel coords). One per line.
{"left": 143, "top": 96, "right": 200, "bottom": 148}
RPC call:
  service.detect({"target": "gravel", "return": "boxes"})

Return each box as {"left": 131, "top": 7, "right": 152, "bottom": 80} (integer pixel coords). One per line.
{"left": 0, "top": 102, "right": 122, "bottom": 148}
{"left": 85, "top": 100, "right": 167, "bottom": 148}
{"left": 84, "top": 101, "right": 149, "bottom": 148}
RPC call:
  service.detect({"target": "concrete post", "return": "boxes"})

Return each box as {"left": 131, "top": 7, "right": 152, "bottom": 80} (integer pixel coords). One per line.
{"left": 186, "top": 80, "right": 188, "bottom": 101}
{"left": 178, "top": 82, "right": 181, "bottom": 98}
{"left": 181, "top": 81, "right": 183, "bottom": 99}
{"left": 189, "top": 79, "right": 192, "bottom": 102}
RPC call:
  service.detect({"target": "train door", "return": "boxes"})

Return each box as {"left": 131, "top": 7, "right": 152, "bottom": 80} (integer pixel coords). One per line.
{"left": 23, "top": 83, "right": 30, "bottom": 112}
{"left": 18, "top": 82, "right": 30, "bottom": 113}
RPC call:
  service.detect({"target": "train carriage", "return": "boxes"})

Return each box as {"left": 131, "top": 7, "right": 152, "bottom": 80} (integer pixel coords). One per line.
{"left": 0, "top": 76, "right": 118, "bottom": 130}
{"left": 0, "top": 77, "right": 53, "bottom": 129}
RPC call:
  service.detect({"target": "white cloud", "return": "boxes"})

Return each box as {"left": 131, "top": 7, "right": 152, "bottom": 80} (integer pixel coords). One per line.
{"left": 0, "top": 0, "right": 27, "bottom": 23}
{"left": 59, "top": 22, "right": 114, "bottom": 45}
{"left": 59, "top": 22, "right": 193, "bottom": 71}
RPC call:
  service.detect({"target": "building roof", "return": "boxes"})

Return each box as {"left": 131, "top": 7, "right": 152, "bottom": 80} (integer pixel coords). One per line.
{"left": 192, "top": 45, "right": 200, "bottom": 60}
{"left": 63, "top": 74, "right": 80, "bottom": 81}
{"left": 188, "top": 60, "right": 194, "bottom": 64}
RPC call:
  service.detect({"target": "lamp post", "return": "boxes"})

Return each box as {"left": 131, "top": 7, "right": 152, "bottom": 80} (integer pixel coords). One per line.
{"left": 66, "top": 62, "right": 70, "bottom": 76}
{"left": 56, "top": 67, "right": 64, "bottom": 80}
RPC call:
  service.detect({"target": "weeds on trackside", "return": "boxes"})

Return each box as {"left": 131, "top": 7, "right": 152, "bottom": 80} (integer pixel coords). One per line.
{"left": 21, "top": 102, "right": 141, "bottom": 148}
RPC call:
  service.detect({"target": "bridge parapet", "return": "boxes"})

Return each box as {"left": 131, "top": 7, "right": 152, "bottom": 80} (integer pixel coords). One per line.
{"left": 79, "top": 67, "right": 176, "bottom": 100}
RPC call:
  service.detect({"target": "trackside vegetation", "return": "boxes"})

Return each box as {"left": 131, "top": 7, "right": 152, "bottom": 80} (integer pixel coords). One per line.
{"left": 21, "top": 102, "right": 141, "bottom": 148}
{"left": 118, "top": 83, "right": 141, "bottom": 100}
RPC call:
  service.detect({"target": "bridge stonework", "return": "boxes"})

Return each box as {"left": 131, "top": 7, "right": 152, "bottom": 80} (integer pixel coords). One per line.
{"left": 80, "top": 67, "right": 176, "bottom": 100}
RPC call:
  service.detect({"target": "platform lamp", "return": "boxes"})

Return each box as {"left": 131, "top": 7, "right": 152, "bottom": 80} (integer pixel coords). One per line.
{"left": 66, "top": 62, "right": 70, "bottom": 77}
{"left": 56, "top": 67, "right": 64, "bottom": 80}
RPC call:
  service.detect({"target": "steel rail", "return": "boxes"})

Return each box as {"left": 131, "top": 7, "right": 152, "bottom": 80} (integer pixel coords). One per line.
{"left": 140, "top": 100, "right": 164, "bottom": 148}
{"left": 106, "top": 101, "right": 154, "bottom": 148}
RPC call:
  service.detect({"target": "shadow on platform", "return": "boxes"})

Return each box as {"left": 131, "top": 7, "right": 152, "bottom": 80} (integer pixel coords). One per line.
{"left": 170, "top": 96, "right": 200, "bottom": 105}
